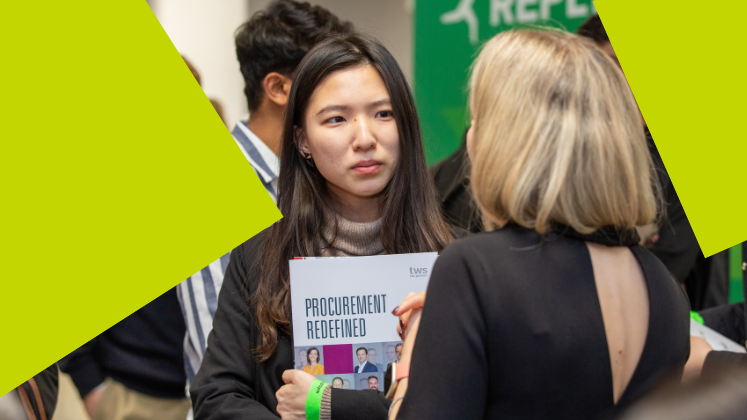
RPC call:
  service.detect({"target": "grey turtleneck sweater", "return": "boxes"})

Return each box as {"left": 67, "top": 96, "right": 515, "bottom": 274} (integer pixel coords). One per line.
{"left": 319, "top": 214, "right": 386, "bottom": 419}
{"left": 320, "top": 214, "right": 386, "bottom": 257}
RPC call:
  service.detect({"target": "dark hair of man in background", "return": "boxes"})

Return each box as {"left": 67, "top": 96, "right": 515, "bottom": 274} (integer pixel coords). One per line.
{"left": 234, "top": 0, "right": 353, "bottom": 112}
{"left": 576, "top": 14, "right": 609, "bottom": 44}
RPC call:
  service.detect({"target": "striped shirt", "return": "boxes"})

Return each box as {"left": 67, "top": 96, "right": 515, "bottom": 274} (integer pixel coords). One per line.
{"left": 177, "top": 121, "right": 278, "bottom": 392}
{"left": 232, "top": 120, "right": 280, "bottom": 202}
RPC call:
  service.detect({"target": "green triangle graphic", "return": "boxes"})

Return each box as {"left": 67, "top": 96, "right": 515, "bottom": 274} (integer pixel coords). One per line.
{"left": 1, "top": 1, "right": 281, "bottom": 395}
{"left": 596, "top": 0, "right": 747, "bottom": 256}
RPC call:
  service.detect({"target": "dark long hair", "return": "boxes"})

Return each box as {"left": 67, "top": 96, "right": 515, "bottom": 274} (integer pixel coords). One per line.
{"left": 251, "top": 33, "right": 453, "bottom": 361}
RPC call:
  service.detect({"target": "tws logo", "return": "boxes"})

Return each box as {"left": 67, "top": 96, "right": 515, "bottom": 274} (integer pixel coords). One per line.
{"left": 409, "top": 267, "right": 429, "bottom": 278}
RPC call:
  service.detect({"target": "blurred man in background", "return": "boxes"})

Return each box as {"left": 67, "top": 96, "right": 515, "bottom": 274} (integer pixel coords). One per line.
{"left": 58, "top": 287, "right": 189, "bottom": 420}
{"left": 177, "top": 0, "right": 353, "bottom": 405}
{"left": 57, "top": 55, "right": 225, "bottom": 420}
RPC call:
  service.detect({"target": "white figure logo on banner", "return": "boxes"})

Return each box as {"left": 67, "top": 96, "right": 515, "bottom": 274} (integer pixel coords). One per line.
{"left": 440, "top": 0, "right": 597, "bottom": 44}
{"left": 440, "top": 0, "right": 479, "bottom": 43}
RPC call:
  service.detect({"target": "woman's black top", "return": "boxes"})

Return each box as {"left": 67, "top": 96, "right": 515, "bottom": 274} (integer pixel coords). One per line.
{"left": 191, "top": 230, "right": 391, "bottom": 420}
{"left": 395, "top": 224, "right": 690, "bottom": 420}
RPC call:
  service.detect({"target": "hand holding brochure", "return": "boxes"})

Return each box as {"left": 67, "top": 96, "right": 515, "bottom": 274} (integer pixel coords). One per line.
{"left": 289, "top": 252, "right": 438, "bottom": 391}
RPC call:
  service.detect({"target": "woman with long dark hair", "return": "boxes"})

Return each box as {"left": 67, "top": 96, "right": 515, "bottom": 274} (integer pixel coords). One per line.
{"left": 190, "top": 33, "right": 455, "bottom": 420}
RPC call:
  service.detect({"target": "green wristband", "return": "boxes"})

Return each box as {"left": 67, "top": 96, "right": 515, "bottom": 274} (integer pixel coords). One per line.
{"left": 306, "top": 379, "right": 327, "bottom": 420}
{"left": 690, "top": 311, "right": 705, "bottom": 325}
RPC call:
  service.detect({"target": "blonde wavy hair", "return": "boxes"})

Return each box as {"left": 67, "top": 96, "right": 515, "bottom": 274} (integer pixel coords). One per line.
{"left": 469, "top": 29, "right": 661, "bottom": 234}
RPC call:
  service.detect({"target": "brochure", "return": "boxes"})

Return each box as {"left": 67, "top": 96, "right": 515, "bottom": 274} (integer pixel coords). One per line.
{"left": 289, "top": 252, "right": 438, "bottom": 391}
{"left": 690, "top": 319, "right": 746, "bottom": 353}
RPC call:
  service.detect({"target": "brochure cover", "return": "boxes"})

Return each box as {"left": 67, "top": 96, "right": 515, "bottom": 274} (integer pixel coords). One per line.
{"left": 289, "top": 252, "right": 438, "bottom": 391}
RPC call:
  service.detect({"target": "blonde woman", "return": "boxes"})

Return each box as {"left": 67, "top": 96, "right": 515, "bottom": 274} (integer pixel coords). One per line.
{"left": 388, "top": 30, "right": 689, "bottom": 420}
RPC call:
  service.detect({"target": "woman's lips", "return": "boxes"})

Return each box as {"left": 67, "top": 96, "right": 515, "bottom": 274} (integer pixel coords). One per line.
{"left": 352, "top": 160, "right": 382, "bottom": 175}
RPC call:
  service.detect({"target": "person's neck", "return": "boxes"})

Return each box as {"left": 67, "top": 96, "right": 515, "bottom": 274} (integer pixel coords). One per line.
{"left": 360, "top": 360, "right": 367, "bottom": 366}
{"left": 330, "top": 188, "right": 382, "bottom": 223}
{"left": 246, "top": 105, "right": 283, "bottom": 157}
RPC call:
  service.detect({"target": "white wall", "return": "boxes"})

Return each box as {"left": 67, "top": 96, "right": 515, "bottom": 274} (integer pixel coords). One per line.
{"left": 149, "top": 0, "right": 412, "bottom": 130}
{"left": 149, "top": 0, "right": 251, "bottom": 129}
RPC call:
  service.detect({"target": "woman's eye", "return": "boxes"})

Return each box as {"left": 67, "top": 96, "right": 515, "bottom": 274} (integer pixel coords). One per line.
{"left": 376, "top": 111, "right": 393, "bottom": 119}
{"left": 327, "top": 116, "right": 345, "bottom": 124}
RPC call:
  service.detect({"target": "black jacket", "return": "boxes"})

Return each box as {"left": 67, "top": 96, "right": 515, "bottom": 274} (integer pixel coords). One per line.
{"left": 430, "top": 143, "right": 482, "bottom": 233}
{"left": 58, "top": 288, "right": 187, "bottom": 399}
{"left": 190, "top": 230, "right": 390, "bottom": 420}
{"left": 644, "top": 133, "right": 701, "bottom": 283}
{"left": 644, "top": 131, "right": 731, "bottom": 310}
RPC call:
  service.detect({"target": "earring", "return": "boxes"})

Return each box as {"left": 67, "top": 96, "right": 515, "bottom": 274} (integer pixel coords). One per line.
{"left": 303, "top": 152, "right": 315, "bottom": 168}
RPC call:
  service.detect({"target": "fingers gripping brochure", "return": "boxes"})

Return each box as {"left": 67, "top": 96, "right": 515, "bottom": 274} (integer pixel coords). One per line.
{"left": 289, "top": 253, "right": 438, "bottom": 391}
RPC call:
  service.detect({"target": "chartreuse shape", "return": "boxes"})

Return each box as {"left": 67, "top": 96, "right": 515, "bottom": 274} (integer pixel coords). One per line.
{"left": 595, "top": 0, "right": 747, "bottom": 257}
{"left": 1, "top": 1, "right": 281, "bottom": 396}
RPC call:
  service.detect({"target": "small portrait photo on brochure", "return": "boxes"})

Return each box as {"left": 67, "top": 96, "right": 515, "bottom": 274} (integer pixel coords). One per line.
{"left": 383, "top": 341, "right": 403, "bottom": 368}
{"left": 294, "top": 346, "right": 325, "bottom": 375}
{"left": 352, "top": 343, "right": 384, "bottom": 373}
{"left": 355, "top": 372, "right": 384, "bottom": 391}
{"left": 317, "top": 374, "right": 355, "bottom": 390}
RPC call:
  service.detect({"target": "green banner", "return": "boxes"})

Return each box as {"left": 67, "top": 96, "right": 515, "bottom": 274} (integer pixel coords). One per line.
{"left": 729, "top": 243, "right": 744, "bottom": 303}
{"left": 415, "top": 0, "right": 596, "bottom": 164}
